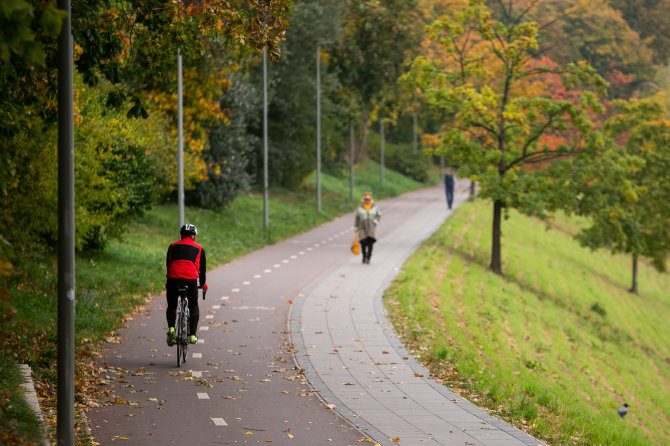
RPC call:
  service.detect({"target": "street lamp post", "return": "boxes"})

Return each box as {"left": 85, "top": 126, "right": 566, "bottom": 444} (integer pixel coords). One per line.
{"left": 413, "top": 112, "right": 418, "bottom": 153}
{"left": 316, "top": 40, "right": 332, "bottom": 213}
{"left": 380, "top": 118, "right": 385, "bottom": 187}
{"left": 349, "top": 99, "right": 354, "bottom": 202}
{"left": 263, "top": 46, "right": 269, "bottom": 231}
{"left": 177, "top": 0, "right": 184, "bottom": 228}
{"left": 177, "top": 48, "right": 184, "bottom": 228}
{"left": 57, "top": 0, "right": 74, "bottom": 443}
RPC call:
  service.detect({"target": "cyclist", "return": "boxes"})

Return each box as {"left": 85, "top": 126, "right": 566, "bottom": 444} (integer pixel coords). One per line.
{"left": 165, "top": 224, "right": 208, "bottom": 346}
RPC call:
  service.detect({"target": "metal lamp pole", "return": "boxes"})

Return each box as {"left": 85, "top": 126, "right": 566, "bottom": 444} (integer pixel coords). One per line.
{"left": 316, "top": 40, "right": 332, "bottom": 213}
{"left": 413, "top": 112, "right": 418, "bottom": 153}
{"left": 263, "top": 46, "right": 269, "bottom": 231}
{"left": 57, "top": 0, "right": 75, "bottom": 443}
{"left": 177, "top": 0, "right": 184, "bottom": 228}
{"left": 379, "top": 118, "right": 385, "bottom": 187}
{"left": 349, "top": 98, "right": 354, "bottom": 202}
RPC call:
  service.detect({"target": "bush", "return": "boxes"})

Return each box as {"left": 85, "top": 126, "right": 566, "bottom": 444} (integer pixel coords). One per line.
{"left": 367, "top": 131, "right": 431, "bottom": 183}
{"left": 190, "top": 74, "right": 257, "bottom": 209}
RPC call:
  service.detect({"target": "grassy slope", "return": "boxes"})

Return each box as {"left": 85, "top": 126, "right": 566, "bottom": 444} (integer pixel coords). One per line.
{"left": 1, "top": 159, "right": 432, "bottom": 443}
{"left": 384, "top": 199, "right": 670, "bottom": 446}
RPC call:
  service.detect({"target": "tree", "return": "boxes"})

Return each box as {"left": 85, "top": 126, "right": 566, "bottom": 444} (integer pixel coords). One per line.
{"left": 609, "top": 0, "right": 670, "bottom": 66}
{"left": 558, "top": 95, "right": 670, "bottom": 294}
{"left": 190, "top": 72, "right": 259, "bottom": 209}
{"left": 402, "top": 0, "right": 607, "bottom": 274}
{"left": 0, "top": 0, "right": 293, "bottom": 254}
{"left": 334, "top": 0, "right": 423, "bottom": 159}
{"left": 518, "top": 0, "right": 653, "bottom": 97}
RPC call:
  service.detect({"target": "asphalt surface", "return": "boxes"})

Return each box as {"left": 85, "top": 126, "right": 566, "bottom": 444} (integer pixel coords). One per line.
{"left": 87, "top": 184, "right": 546, "bottom": 446}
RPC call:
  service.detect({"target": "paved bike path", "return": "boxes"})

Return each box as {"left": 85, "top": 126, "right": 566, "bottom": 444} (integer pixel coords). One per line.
{"left": 86, "top": 184, "right": 546, "bottom": 445}
{"left": 291, "top": 186, "right": 546, "bottom": 446}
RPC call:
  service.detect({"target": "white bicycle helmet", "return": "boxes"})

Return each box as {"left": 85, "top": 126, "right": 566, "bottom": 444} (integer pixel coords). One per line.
{"left": 180, "top": 224, "right": 198, "bottom": 236}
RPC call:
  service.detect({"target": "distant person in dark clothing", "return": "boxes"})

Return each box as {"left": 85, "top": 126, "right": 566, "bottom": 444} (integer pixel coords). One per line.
{"left": 444, "top": 168, "right": 455, "bottom": 209}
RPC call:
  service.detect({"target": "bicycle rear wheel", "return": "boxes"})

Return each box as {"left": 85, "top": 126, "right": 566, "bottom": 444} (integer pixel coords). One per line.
{"left": 182, "top": 306, "right": 189, "bottom": 364}
{"left": 176, "top": 307, "right": 188, "bottom": 367}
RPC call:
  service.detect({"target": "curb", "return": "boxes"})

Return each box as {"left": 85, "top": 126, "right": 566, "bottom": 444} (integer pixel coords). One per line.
{"left": 19, "top": 364, "right": 51, "bottom": 446}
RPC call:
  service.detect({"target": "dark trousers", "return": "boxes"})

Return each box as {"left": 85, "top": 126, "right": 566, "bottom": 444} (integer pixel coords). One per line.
{"left": 446, "top": 188, "right": 454, "bottom": 209}
{"left": 360, "top": 237, "right": 376, "bottom": 260}
{"left": 166, "top": 278, "right": 200, "bottom": 335}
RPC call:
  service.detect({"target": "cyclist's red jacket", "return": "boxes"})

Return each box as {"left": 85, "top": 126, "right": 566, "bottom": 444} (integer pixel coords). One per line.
{"left": 166, "top": 237, "right": 206, "bottom": 285}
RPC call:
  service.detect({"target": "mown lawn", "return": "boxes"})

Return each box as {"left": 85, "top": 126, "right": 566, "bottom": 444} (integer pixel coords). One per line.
{"left": 0, "top": 159, "right": 434, "bottom": 444}
{"left": 384, "top": 199, "right": 670, "bottom": 446}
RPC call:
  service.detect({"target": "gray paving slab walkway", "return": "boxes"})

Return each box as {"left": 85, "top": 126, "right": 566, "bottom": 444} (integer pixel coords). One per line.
{"left": 291, "top": 185, "right": 547, "bottom": 446}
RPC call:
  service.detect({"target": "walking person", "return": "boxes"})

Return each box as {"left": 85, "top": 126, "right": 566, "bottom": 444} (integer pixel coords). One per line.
{"left": 444, "top": 168, "right": 455, "bottom": 209}
{"left": 165, "top": 224, "right": 208, "bottom": 346}
{"left": 354, "top": 192, "right": 381, "bottom": 264}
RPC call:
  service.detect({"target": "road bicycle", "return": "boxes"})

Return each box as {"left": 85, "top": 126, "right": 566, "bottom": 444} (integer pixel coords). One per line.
{"left": 175, "top": 285, "right": 206, "bottom": 367}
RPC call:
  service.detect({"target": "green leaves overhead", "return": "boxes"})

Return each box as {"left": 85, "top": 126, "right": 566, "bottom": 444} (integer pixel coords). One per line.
{"left": 0, "top": 0, "right": 66, "bottom": 64}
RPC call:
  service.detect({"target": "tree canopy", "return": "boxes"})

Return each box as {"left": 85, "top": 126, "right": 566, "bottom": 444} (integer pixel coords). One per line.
{"left": 403, "top": 0, "right": 608, "bottom": 274}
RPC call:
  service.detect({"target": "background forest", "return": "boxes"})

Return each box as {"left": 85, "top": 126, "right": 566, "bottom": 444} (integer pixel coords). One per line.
{"left": 1, "top": 0, "right": 670, "bottom": 443}
{"left": 2, "top": 0, "right": 670, "bottom": 269}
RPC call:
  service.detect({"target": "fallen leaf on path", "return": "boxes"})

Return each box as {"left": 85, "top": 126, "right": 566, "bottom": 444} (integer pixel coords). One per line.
{"left": 390, "top": 438, "right": 399, "bottom": 443}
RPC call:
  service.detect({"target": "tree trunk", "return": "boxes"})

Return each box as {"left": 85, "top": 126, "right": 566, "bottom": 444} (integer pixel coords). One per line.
{"left": 629, "top": 254, "right": 638, "bottom": 294}
{"left": 490, "top": 199, "right": 503, "bottom": 275}
{"left": 469, "top": 180, "right": 476, "bottom": 201}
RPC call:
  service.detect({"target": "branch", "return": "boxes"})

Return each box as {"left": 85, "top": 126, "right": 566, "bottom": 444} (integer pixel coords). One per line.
{"left": 507, "top": 146, "right": 583, "bottom": 170}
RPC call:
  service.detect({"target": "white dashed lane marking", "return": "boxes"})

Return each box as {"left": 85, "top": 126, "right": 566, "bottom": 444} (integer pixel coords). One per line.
{"left": 192, "top": 353, "right": 202, "bottom": 358}
{"left": 264, "top": 269, "right": 272, "bottom": 273}
{"left": 230, "top": 306, "right": 276, "bottom": 311}
{"left": 220, "top": 296, "right": 230, "bottom": 301}
{"left": 192, "top": 371, "right": 202, "bottom": 378}
{"left": 211, "top": 418, "right": 228, "bottom": 426}
{"left": 212, "top": 305, "right": 221, "bottom": 310}
{"left": 253, "top": 274, "right": 262, "bottom": 279}
{"left": 231, "top": 288, "right": 240, "bottom": 293}
{"left": 197, "top": 393, "right": 209, "bottom": 399}
{"left": 242, "top": 281, "right": 251, "bottom": 285}
{"left": 273, "top": 264, "right": 281, "bottom": 268}
{"left": 200, "top": 326, "right": 209, "bottom": 331}
{"left": 282, "top": 259, "right": 289, "bottom": 263}
{"left": 205, "top": 315, "right": 214, "bottom": 319}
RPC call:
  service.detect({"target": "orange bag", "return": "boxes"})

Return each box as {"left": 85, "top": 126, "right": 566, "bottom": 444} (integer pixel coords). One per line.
{"left": 351, "top": 233, "right": 360, "bottom": 255}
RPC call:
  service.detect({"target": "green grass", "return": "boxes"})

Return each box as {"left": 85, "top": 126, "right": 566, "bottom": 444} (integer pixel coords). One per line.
{"left": 0, "top": 354, "right": 44, "bottom": 445}
{"left": 1, "top": 158, "right": 432, "bottom": 444}
{"left": 384, "top": 199, "right": 670, "bottom": 445}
